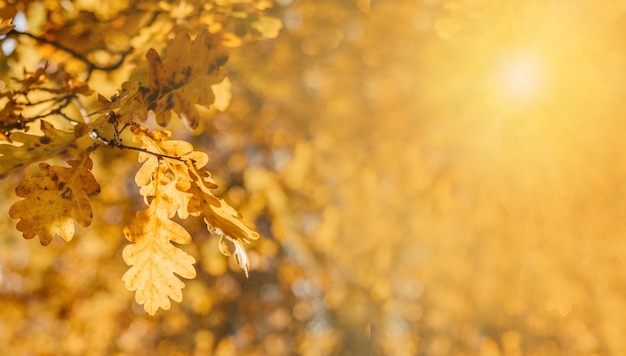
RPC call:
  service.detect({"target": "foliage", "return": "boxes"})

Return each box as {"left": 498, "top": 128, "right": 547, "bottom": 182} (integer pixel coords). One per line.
{"left": 0, "top": 0, "right": 269, "bottom": 316}
{"left": 9, "top": 152, "right": 100, "bottom": 245}
{"left": 4, "top": 0, "right": 626, "bottom": 355}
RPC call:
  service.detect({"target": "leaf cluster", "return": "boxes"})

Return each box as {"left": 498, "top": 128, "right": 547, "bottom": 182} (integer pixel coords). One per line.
{"left": 0, "top": 1, "right": 275, "bottom": 314}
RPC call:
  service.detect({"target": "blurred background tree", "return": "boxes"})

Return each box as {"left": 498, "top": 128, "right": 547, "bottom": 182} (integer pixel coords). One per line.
{"left": 2, "top": 0, "right": 626, "bottom": 355}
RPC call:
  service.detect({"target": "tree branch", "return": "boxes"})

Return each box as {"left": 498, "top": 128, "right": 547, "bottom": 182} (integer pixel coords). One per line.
{"left": 16, "top": 32, "right": 133, "bottom": 80}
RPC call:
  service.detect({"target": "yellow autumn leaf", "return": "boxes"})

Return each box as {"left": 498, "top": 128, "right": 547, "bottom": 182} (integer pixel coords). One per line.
{"left": 122, "top": 202, "right": 196, "bottom": 315}
{"left": 132, "top": 125, "right": 204, "bottom": 219}
{"left": 122, "top": 157, "right": 196, "bottom": 315}
{"left": 188, "top": 163, "right": 259, "bottom": 277}
{"left": 144, "top": 30, "right": 228, "bottom": 129}
{"left": 0, "top": 120, "right": 76, "bottom": 178}
{"left": 188, "top": 164, "right": 259, "bottom": 243}
{"left": 9, "top": 152, "right": 100, "bottom": 245}
{"left": 131, "top": 125, "right": 258, "bottom": 277}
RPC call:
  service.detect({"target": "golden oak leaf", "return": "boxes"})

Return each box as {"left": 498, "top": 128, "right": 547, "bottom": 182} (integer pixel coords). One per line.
{"left": 188, "top": 164, "right": 259, "bottom": 277}
{"left": 144, "top": 30, "right": 228, "bottom": 129}
{"left": 136, "top": 162, "right": 193, "bottom": 221}
{"left": 122, "top": 164, "right": 196, "bottom": 315}
{"left": 0, "top": 120, "right": 76, "bottom": 178}
{"left": 9, "top": 153, "right": 100, "bottom": 245}
{"left": 188, "top": 165, "right": 258, "bottom": 242}
{"left": 130, "top": 126, "right": 258, "bottom": 277}
{"left": 131, "top": 126, "right": 204, "bottom": 218}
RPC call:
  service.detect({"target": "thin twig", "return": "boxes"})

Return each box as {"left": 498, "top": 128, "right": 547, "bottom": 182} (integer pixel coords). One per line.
{"left": 117, "top": 144, "right": 186, "bottom": 162}
{"left": 16, "top": 32, "right": 134, "bottom": 80}
{"left": 27, "top": 95, "right": 75, "bottom": 122}
{"left": 89, "top": 129, "right": 186, "bottom": 162}
{"left": 15, "top": 96, "right": 59, "bottom": 106}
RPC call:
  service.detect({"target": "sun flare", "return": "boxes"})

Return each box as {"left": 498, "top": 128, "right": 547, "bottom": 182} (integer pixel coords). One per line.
{"left": 419, "top": 1, "right": 626, "bottom": 206}
{"left": 491, "top": 51, "right": 546, "bottom": 107}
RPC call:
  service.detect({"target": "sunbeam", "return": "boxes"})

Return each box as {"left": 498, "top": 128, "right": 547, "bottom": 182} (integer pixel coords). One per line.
{"left": 418, "top": 0, "right": 626, "bottom": 213}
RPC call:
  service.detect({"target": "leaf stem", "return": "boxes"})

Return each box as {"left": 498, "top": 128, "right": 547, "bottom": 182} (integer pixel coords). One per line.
{"left": 88, "top": 129, "right": 186, "bottom": 162}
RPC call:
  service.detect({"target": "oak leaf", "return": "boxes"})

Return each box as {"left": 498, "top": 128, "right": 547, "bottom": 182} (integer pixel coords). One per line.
{"left": 122, "top": 158, "right": 196, "bottom": 315}
{"left": 9, "top": 152, "right": 100, "bottom": 245}
{"left": 187, "top": 162, "right": 259, "bottom": 277}
{"left": 131, "top": 126, "right": 258, "bottom": 278}
{"left": 0, "top": 120, "right": 77, "bottom": 178}
{"left": 144, "top": 30, "right": 228, "bottom": 129}
{"left": 132, "top": 126, "right": 204, "bottom": 219}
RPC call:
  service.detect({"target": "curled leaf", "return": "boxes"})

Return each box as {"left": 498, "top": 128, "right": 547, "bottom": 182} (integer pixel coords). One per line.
{"left": 187, "top": 162, "right": 259, "bottom": 277}
{"left": 188, "top": 163, "right": 259, "bottom": 244}
{"left": 218, "top": 235, "right": 252, "bottom": 278}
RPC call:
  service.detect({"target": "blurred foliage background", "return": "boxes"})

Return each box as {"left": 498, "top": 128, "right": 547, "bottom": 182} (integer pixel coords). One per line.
{"left": 2, "top": 0, "right": 626, "bottom": 354}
